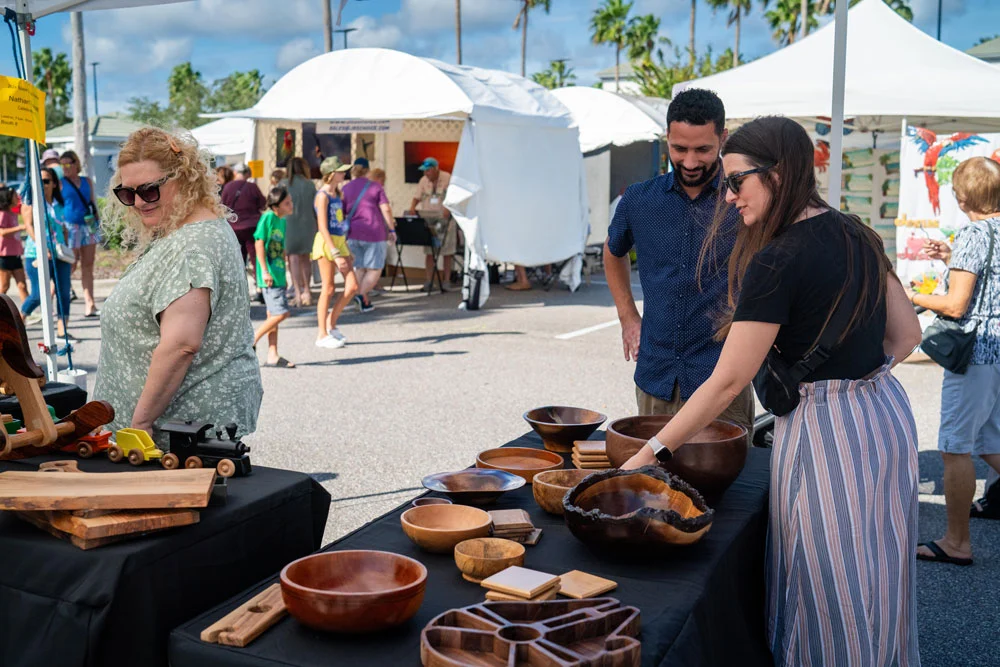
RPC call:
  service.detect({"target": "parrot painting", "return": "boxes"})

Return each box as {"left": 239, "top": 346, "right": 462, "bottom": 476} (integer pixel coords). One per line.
{"left": 907, "top": 127, "right": 988, "bottom": 215}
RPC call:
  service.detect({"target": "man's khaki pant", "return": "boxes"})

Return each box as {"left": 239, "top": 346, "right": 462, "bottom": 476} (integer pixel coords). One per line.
{"left": 636, "top": 382, "right": 756, "bottom": 442}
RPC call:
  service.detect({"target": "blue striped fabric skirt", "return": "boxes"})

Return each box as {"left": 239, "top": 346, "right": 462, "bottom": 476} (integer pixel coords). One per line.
{"left": 768, "top": 359, "right": 920, "bottom": 666}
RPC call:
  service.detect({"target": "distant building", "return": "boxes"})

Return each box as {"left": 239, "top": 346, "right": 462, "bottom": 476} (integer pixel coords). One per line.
{"left": 967, "top": 36, "right": 1000, "bottom": 67}
{"left": 46, "top": 114, "right": 145, "bottom": 196}
{"left": 595, "top": 62, "right": 641, "bottom": 95}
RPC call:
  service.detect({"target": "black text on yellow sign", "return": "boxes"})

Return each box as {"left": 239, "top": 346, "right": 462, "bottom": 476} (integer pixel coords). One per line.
{"left": 0, "top": 76, "right": 46, "bottom": 145}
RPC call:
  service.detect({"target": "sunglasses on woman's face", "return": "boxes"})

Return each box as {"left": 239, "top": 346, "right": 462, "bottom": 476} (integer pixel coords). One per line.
{"left": 723, "top": 165, "right": 774, "bottom": 195}
{"left": 113, "top": 176, "right": 169, "bottom": 206}
{"left": 41, "top": 179, "right": 52, "bottom": 185}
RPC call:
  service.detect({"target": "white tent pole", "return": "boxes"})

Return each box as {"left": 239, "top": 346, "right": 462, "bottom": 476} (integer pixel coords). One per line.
{"left": 826, "top": 0, "right": 849, "bottom": 209}
{"left": 15, "top": 3, "right": 59, "bottom": 380}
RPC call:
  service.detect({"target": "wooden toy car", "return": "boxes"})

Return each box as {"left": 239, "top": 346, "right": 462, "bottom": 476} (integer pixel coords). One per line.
{"left": 160, "top": 420, "right": 251, "bottom": 478}
{"left": 60, "top": 430, "right": 112, "bottom": 458}
{"left": 109, "top": 428, "right": 164, "bottom": 466}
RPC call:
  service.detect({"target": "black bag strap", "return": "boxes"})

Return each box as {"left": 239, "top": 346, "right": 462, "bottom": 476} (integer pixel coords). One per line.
{"left": 783, "top": 290, "right": 856, "bottom": 384}
{"left": 345, "top": 179, "right": 372, "bottom": 225}
{"left": 65, "top": 177, "right": 98, "bottom": 218}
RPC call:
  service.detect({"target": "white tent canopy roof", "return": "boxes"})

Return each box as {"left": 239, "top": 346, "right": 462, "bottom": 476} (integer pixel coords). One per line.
{"left": 2, "top": 0, "right": 189, "bottom": 18}
{"left": 676, "top": 0, "right": 1000, "bottom": 133}
{"left": 214, "top": 48, "right": 575, "bottom": 128}
{"left": 550, "top": 87, "right": 665, "bottom": 153}
{"left": 190, "top": 117, "right": 254, "bottom": 158}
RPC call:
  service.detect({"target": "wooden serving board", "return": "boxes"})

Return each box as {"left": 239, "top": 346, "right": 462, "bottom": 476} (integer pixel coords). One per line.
{"left": 201, "top": 584, "right": 287, "bottom": 647}
{"left": 16, "top": 508, "right": 199, "bottom": 539}
{"left": 0, "top": 468, "right": 216, "bottom": 510}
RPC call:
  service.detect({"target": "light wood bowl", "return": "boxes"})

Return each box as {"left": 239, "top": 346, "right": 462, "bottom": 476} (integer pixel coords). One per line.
{"left": 475, "top": 447, "right": 563, "bottom": 484}
{"left": 453, "top": 537, "right": 525, "bottom": 583}
{"left": 401, "top": 504, "right": 492, "bottom": 554}
{"left": 532, "top": 469, "right": 595, "bottom": 515}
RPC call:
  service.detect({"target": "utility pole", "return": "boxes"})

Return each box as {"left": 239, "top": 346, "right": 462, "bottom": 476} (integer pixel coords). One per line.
{"left": 334, "top": 27, "right": 356, "bottom": 49}
{"left": 91, "top": 62, "right": 99, "bottom": 117}
{"left": 70, "top": 12, "right": 91, "bottom": 178}
{"left": 455, "top": 0, "right": 462, "bottom": 65}
{"left": 323, "top": 0, "right": 333, "bottom": 52}
{"left": 936, "top": 0, "right": 943, "bottom": 40}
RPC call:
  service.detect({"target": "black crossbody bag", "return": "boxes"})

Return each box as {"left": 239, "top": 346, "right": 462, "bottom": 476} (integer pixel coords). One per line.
{"left": 921, "top": 224, "right": 994, "bottom": 375}
{"left": 753, "top": 293, "right": 855, "bottom": 417}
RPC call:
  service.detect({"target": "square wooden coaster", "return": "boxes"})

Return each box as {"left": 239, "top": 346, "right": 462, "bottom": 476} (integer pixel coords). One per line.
{"left": 557, "top": 570, "right": 618, "bottom": 599}
{"left": 572, "top": 456, "right": 611, "bottom": 470}
{"left": 485, "top": 582, "right": 560, "bottom": 602}
{"left": 481, "top": 566, "right": 559, "bottom": 599}
{"left": 488, "top": 509, "right": 533, "bottom": 532}
{"left": 573, "top": 440, "right": 607, "bottom": 456}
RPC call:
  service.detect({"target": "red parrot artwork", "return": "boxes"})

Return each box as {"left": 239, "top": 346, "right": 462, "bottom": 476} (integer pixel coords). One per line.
{"left": 907, "top": 127, "right": 988, "bottom": 215}
{"left": 814, "top": 140, "right": 831, "bottom": 173}
{"left": 991, "top": 148, "right": 1000, "bottom": 164}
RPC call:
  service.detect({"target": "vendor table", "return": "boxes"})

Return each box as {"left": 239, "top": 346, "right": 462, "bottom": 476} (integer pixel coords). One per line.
{"left": 0, "top": 454, "right": 330, "bottom": 667}
{"left": 0, "top": 380, "right": 87, "bottom": 419}
{"left": 169, "top": 432, "right": 773, "bottom": 667}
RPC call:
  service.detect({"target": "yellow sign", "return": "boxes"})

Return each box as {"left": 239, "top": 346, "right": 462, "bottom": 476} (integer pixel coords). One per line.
{"left": 0, "top": 76, "right": 45, "bottom": 145}
{"left": 248, "top": 160, "right": 264, "bottom": 179}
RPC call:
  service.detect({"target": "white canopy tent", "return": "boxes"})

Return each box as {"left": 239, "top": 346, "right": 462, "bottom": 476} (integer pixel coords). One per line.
{"left": 190, "top": 118, "right": 255, "bottom": 166}
{"left": 2, "top": 0, "right": 191, "bottom": 378}
{"left": 214, "top": 48, "right": 589, "bottom": 308}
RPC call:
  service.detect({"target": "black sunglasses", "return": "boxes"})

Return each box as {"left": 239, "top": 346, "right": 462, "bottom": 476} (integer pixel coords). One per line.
{"left": 41, "top": 179, "right": 52, "bottom": 185}
{"left": 724, "top": 165, "right": 774, "bottom": 195}
{"left": 113, "top": 176, "right": 169, "bottom": 206}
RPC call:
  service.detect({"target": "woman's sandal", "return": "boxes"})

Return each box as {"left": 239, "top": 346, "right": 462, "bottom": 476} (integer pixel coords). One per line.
{"left": 263, "top": 357, "right": 295, "bottom": 369}
{"left": 917, "top": 541, "right": 973, "bottom": 566}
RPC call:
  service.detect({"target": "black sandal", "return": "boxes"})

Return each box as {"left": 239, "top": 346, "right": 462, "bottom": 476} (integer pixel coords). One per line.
{"left": 970, "top": 479, "right": 1000, "bottom": 519}
{"left": 917, "top": 541, "right": 973, "bottom": 566}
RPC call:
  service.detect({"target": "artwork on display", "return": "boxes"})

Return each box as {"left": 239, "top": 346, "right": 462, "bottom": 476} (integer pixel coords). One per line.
{"left": 403, "top": 141, "right": 458, "bottom": 183}
{"left": 275, "top": 129, "right": 296, "bottom": 169}
{"left": 301, "top": 123, "right": 352, "bottom": 179}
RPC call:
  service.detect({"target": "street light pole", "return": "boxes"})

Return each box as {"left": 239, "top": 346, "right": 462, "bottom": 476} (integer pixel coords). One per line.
{"left": 333, "top": 27, "right": 357, "bottom": 49}
{"left": 936, "top": 0, "right": 943, "bottom": 40}
{"left": 90, "top": 61, "right": 99, "bottom": 117}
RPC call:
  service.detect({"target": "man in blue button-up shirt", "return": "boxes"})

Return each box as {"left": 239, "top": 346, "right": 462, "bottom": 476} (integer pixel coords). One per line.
{"left": 604, "top": 89, "right": 754, "bottom": 434}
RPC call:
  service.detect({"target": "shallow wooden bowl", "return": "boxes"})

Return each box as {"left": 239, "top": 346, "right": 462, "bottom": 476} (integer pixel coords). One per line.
{"left": 453, "top": 537, "right": 525, "bottom": 583}
{"left": 280, "top": 550, "right": 426, "bottom": 633}
{"left": 475, "top": 447, "right": 564, "bottom": 484}
{"left": 523, "top": 406, "right": 607, "bottom": 453}
{"left": 401, "top": 504, "right": 493, "bottom": 553}
{"left": 532, "top": 469, "right": 595, "bottom": 515}
{"left": 422, "top": 469, "right": 525, "bottom": 505}
{"left": 606, "top": 415, "right": 749, "bottom": 496}
{"left": 563, "top": 466, "right": 714, "bottom": 550}
{"left": 412, "top": 497, "right": 453, "bottom": 508}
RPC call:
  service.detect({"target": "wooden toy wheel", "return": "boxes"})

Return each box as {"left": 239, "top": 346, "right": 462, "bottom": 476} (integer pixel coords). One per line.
{"left": 161, "top": 453, "right": 180, "bottom": 470}
{"left": 127, "top": 449, "right": 145, "bottom": 466}
{"left": 185, "top": 456, "right": 203, "bottom": 469}
{"left": 77, "top": 442, "right": 94, "bottom": 458}
{"left": 216, "top": 459, "right": 236, "bottom": 478}
{"left": 107, "top": 445, "right": 124, "bottom": 463}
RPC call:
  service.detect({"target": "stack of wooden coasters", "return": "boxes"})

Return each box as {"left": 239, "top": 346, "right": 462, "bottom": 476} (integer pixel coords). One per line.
{"left": 481, "top": 566, "right": 561, "bottom": 601}
{"left": 488, "top": 509, "right": 542, "bottom": 545}
{"left": 572, "top": 440, "right": 611, "bottom": 469}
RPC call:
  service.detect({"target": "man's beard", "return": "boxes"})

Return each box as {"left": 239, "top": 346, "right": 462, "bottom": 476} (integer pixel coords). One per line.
{"left": 671, "top": 159, "right": 718, "bottom": 188}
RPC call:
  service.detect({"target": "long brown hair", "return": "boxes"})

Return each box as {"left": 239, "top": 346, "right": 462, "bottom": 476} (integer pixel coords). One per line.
{"left": 287, "top": 157, "right": 309, "bottom": 185}
{"left": 701, "top": 116, "right": 890, "bottom": 342}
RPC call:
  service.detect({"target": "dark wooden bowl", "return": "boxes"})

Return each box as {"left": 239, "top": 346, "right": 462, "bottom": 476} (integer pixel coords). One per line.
{"left": 280, "top": 550, "right": 427, "bottom": 633}
{"left": 606, "top": 415, "right": 749, "bottom": 496}
{"left": 523, "top": 406, "right": 607, "bottom": 453}
{"left": 563, "top": 466, "right": 714, "bottom": 550}
{"left": 475, "top": 447, "right": 564, "bottom": 484}
{"left": 400, "top": 504, "right": 493, "bottom": 553}
{"left": 422, "top": 469, "right": 525, "bottom": 505}
{"left": 411, "top": 497, "right": 452, "bottom": 508}
{"left": 532, "top": 469, "right": 595, "bottom": 515}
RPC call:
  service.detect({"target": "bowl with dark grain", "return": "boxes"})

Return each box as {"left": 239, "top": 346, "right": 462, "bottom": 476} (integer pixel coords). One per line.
{"left": 532, "top": 469, "right": 595, "bottom": 515}
{"left": 280, "top": 550, "right": 427, "bottom": 633}
{"left": 475, "top": 447, "right": 564, "bottom": 484}
{"left": 422, "top": 469, "right": 525, "bottom": 505}
{"left": 606, "top": 416, "right": 749, "bottom": 496}
{"left": 523, "top": 406, "right": 607, "bottom": 453}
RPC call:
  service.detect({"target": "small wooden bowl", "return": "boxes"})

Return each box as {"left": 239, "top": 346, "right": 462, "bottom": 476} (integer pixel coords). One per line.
{"left": 422, "top": 469, "right": 525, "bottom": 505}
{"left": 523, "top": 406, "right": 607, "bottom": 453}
{"left": 453, "top": 537, "right": 525, "bottom": 583}
{"left": 401, "top": 504, "right": 493, "bottom": 553}
{"left": 280, "top": 550, "right": 426, "bottom": 633}
{"left": 532, "top": 469, "right": 595, "bottom": 515}
{"left": 475, "top": 447, "right": 563, "bottom": 484}
{"left": 412, "top": 497, "right": 453, "bottom": 508}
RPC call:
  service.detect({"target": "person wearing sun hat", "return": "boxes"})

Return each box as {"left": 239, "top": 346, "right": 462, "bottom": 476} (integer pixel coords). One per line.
{"left": 407, "top": 157, "right": 455, "bottom": 291}
{"left": 311, "top": 155, "right": 357, "bottom": 349}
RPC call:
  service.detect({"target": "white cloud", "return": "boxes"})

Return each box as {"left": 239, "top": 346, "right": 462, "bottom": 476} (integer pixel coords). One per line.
{"left": 276, "top": 37, "right": 320, "bottom": 72}
{"left": 910, "top": 0, "right": 966, "bottom": 23}
{"left": 400, "top": 0, "right": 512, "bottom": 33}
{"left": 347, "top": 15, "right": 406, "bottom": 50}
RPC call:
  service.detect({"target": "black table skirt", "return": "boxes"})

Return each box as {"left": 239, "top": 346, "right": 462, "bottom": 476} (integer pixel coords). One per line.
{"left": 169, "top": 433, "right": 773, "bottom": 667}
{"left": 0, "top": 454, "right": 330, "bottom": 667}
{"left": 0, "top": 381, "right": 87, "bottom": 420}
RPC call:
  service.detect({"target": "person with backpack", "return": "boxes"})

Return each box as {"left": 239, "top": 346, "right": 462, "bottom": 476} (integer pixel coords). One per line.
{"left": 59, "top": 150, "right": 101, "bottom": 317}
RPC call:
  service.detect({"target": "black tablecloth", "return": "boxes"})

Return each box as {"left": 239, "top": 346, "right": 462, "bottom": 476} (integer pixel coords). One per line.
{"left": 0, "top": 381, "right": 87, "bottom": 420}
{"left": 0, "top": 454, "right": 330, "bottom": 667}
{"left": 169, "top": 433, "right": 773, "bottom": 667}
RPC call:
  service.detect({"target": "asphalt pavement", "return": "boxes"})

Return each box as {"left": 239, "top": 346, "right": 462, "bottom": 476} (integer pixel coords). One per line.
{"left": 33, "top": 272, "right": 1000, "bottom": 666}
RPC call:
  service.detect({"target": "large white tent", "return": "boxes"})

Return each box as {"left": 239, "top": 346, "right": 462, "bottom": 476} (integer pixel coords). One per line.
{"left": 190, "top": 118, "right": 254, "bottom": 165}
{"left": 215, "top": 48, "right": 588, "bottom": 308}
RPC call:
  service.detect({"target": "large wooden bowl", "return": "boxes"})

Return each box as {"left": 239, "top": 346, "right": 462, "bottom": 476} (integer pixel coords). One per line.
{"left": 401, "top": 504, "right": 492, "bottom": 553}
{"left": 280, "top": 550, "right": 426, "bottom": 633}
{"left": 523, "top": 406, "right": 607, "bottom": 453}
{"left": 476, "top": 447, "right": 563, "bottom": 484}
{"left": 564, "top": 466, "right": 714, "bottom": 550}
{"left": 606, "top": 416, "right": 749, "bottom": 496}
{"left": 422, "top": 469, "right": 525, "bottom": 505}
{"left": 453, "top": 537, "right": 525, "bottom": 583}
{"left": 532, "top": 469, "right": 595, "bottom": 515}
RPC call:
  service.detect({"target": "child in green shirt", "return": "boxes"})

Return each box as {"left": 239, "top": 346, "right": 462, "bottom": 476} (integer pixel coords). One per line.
{"left": 253, "top": 186, "right": 294, "bottom": 368}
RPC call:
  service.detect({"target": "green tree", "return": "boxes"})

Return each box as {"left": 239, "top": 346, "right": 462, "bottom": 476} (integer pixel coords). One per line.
{"left": 206, "top": 70, "right": 267, "bottom": 113}
{"left": 705, "top": 0, "right": 754, "bottom": 66}
{"left": 975, "top": 34, "right": 999, "bottom": 46}
{"left": 765, "top": 0, "right": 818, "bottom": 46}
{"left": 625, "top": 14, "right": 667, "bottom": 65}
{"left": 32, "top": 48, "right": 72, "bottom": 128}
{"left": 633, "top": 45, "right": 736, "bottom": 99}
{"left": 512, "top": 0, "right": 551, "bottom": 78}
{"left": 167, "top": 62, "right": 209, "bottom": 129}
{"left": 531, "top": 59, "right": 576, "bottom": 89}
{"left": 590, "top": 0, "right": 633, "bottom": 91}
{"left": 126, "top": 96, "right": 173, "bottom": 127}
{"left": 816, "top": 0, "right": 912, "bottom": 22}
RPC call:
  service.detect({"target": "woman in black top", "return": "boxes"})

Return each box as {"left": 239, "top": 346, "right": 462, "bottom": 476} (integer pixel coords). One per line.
{"left": 622, "top": 117, "right": 923, "bottom": 666}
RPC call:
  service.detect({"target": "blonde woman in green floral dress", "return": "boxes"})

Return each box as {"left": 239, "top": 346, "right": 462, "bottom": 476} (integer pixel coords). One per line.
{"left": 94, "top": 128, "right": 262, "bottom": 449}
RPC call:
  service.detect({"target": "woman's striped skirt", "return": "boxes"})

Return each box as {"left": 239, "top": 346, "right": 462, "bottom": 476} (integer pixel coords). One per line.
{"left": 768, "top": 359, "right": 920, "bottom": 666}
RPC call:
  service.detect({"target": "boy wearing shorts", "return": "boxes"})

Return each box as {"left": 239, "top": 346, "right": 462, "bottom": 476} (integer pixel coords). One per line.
{"left": 253, "top": 186, "right": 295, "bottom": 367}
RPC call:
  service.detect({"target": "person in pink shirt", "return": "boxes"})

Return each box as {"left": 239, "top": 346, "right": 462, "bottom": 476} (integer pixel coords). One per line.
{"left": 0, "top": 187, "right": 28, "bottom": 303}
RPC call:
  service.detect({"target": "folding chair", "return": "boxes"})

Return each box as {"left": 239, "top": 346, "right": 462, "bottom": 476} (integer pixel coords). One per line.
{"left": 390, "top": 215, "right": 444, "bottom": 294}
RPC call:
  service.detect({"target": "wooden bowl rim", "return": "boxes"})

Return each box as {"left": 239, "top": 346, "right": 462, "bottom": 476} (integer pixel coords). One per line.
{"left": 401, "top": 504, "right": 493, "bottom": 533}
{"left": 454, "top": 537, "right": 526, "bottom": 561}
{"left": 422, "top": 469, "right": 526, "bottom": 493}
{"left": 476, "top": 446, "right": 565, "bottom": 469}
{"left": 280, "top": 550, "right": 428, "bottom": 599}
{"left": 533, "top": 469, "right": 595, "bottom": 490}
{"left": 523, "top": 406, "right": 608, "bottom": 428}
{"left": 607, "top": 416, "right": 748, "bottom": 444}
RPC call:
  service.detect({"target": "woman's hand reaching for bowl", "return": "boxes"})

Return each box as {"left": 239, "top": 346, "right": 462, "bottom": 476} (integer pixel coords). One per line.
{"left": 620, "top": 444, "right": 657, "bottom": 470}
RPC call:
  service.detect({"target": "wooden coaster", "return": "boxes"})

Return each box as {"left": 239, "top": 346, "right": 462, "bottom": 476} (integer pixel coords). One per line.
{"left": 510, "top": 528, "right": 543, "bottom": 546}
{"left": 572, "top": 452, "right": 610, "bottom": 462}
{"left": 488, "top": 509, "right": 533, "bottom": 532}
{"left": 572, "top": 456, "right": 611, "bottom": 470}
{"left": 201, "top": 584, "right": 287, "bottom": 647}
{"left": 485, "top": 582, "right": 560, "bottom": 602}
{"left": 481, "top": 566, "right": 559, "bottom": 599}
{"left": 558, "top": 570, "right": 618, "bottom": 599}
{"left": 573, "top": 440, "right": 607, "bottom": 456}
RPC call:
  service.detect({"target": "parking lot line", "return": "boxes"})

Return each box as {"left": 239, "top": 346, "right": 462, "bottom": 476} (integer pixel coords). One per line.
{"left": 555, "top": 319, "right": 620, "bottom": 340}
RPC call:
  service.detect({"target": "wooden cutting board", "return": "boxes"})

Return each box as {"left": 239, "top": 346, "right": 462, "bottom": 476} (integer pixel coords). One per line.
{"left": 481, "top": 566, "right": 559, "bottom": 599}
{"left": 0, "top": 468, "right": 216, "bottom": 510}
{"left": 558, "top": 571, "right": 618, "bottom": 599}
{"left": 16, "top": 507, "right": 199, "bottom": 539}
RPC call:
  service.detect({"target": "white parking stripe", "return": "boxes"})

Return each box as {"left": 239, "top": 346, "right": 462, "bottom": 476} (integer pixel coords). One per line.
{"left": 555, "top": 319, "right": 620, "bottom": 340}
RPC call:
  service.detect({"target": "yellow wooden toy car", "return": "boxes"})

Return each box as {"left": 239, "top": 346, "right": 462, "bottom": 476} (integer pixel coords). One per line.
{"left": 108, "top": 428, "right": 164, "bottom": 466}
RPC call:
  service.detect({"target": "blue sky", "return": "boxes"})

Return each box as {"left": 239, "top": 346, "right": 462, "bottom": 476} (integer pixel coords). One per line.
{"left": 13, "top": 0, "right": 1000, "bottom": 115}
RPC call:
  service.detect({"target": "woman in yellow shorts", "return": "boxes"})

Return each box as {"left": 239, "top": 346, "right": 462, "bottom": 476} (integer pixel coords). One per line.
{"left": 312, "top": 157, "right": 357, "bottom": 349}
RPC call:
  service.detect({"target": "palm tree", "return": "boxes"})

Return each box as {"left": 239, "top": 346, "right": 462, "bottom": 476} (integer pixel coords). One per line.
{"left": 32, "top": 48, "right": 71, "bottom": 120}
{"left": 765, "top": 0, "right": 817, "bottom": 45}
{"left": 689, "top": 0, "right": 696, "bottom": 66}
{"left": 531, "top": 59, "right": 576, "bottom": 89}
{"left": 513, "top": 0, "right": 551, "bottom": 78}
{"left": 817, "top": 0, "right": 912, "bottom": 20}
{"left": 456, "top": 0, "right": 462, "bottom": 64}
{"left": 590, "top": 0, "right": 633, "bottom": 91}
{"left": 705, "top": 0, "right": 753, "bottom": 66}
{"left": 625, "top": 14, "right": 662, "bottom": 64}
